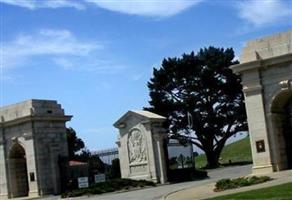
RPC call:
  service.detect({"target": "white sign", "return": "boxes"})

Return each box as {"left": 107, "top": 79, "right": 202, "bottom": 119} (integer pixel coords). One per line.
{"left": 78, "top": 177, "right": 89, "bottom": 188}
{"left": 94, "top": 174, "right": 106, "bottom": 183}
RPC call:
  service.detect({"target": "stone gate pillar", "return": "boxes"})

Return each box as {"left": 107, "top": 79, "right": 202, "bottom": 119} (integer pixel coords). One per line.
{"left": 231, "top": 30, "right": 292, "bottom": 174}
{"left": 114, "top": 110, "right": 168, "bottom": 183}
{"left": 0, "top": 123, "right": 8, "bottom": 198}
{"left": 0, "top": 99, "right": 72, "bottom": 198}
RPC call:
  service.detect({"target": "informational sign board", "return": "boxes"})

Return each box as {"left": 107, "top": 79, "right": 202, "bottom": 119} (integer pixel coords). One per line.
{"left": 78, "top": 177, "right": 89, "bottom": 188}
{"left": 94, "top": 174, "right": 106, "bottom": 183}
{"left": 168, "top": 139, "right": 193, "bottom": 169}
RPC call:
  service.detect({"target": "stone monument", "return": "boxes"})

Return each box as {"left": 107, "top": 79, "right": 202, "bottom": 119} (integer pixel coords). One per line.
{"left": 114, "top": 110, "right": 168, "bottom": 183}
{"left": 0, "top": 99, "right": 72, "bottom": 198}
{"left": 231, "top": 30, "right": 292, "bottom": 174}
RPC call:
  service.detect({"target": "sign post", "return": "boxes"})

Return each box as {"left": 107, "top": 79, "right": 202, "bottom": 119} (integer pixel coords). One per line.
{"left": 94, "top": 174, "right": 106, "bottom": 183}
{"left": 78, "top": 177, "right": 89, "bottom": 189}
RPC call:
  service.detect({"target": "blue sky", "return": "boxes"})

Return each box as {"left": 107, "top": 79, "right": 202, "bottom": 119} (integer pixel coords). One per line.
{"left": 1, "top": 0, "right": 292, "bottom": 151}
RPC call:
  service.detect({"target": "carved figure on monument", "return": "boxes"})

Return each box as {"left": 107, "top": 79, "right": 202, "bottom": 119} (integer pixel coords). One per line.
{"left": 114, "top": 110, "right": 167, "bottom": 183}
{"left": 128, "top": 129, "right": 147, "bottom": 164}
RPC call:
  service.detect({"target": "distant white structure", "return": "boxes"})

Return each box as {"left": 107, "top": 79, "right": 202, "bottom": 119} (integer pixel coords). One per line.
{"left": 92, "top": 148, "right": 119, "bottom": 165}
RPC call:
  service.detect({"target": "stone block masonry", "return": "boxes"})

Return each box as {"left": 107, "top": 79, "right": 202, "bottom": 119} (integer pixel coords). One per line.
{"left": 0, "top": 99, "right": 72, "bottom": 199}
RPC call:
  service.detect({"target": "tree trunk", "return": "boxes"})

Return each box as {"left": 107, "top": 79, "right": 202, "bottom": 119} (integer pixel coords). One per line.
{"left": 205, "top": 150, "right": 220, "bottom": 168}
{"left": 204, "top": 138, "right": 227, "bottom": 168}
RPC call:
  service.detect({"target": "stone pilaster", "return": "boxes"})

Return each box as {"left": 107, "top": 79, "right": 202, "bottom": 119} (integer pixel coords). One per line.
{"left": 24, "top": 137, "right": 39, "bottom": 198}
{"left": 241, "top": 69, "right": 273, "bottom": 174}
{"left": 0, "top": 126, "right": 8, "bottom": 198}
{"left": 153, "top": 132, "right": 167, "bottom": 184}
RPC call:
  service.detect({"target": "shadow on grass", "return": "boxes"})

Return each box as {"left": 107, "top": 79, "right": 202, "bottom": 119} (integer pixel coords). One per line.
{"left": 221, "top": 161, "right": 253, "bottom": 167}
{"left": 199, "top": 161, "right": 253, "bottom": 170}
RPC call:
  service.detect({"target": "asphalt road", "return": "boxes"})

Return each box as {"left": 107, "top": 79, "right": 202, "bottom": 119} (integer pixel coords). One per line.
{"left": 76, "top": 165, "right": 252, "bottom": 200}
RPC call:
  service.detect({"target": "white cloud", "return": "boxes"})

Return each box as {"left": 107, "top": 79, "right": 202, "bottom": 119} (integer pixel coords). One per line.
{"left": 0, "top": 0, "right": 202, "bottom": 17}
{"left": 0, "top": 0, "right": 85, "bottom": 10}
{"left": 3, "top": 29, "right": 101, "bottom": 69}
{"left": 53, "top": 57, "right": 126, "bottom": 73}
{"left": 237, "top": 0, "right": 292, "bottom": 27}
{"left": 85, "top": 0, "right": 203, "bottom": 17}
{"left": 2, "top": 29, "right": 128, "bottom": 76}
{"left": 2, "top": 29, "right": 126, "bottom": 74}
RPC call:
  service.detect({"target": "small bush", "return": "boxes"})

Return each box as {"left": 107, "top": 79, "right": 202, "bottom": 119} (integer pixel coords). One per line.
{"left": 61, "top": 178, "right": 155, "bottom": 198}
{"left": 214, "top": 176, "right": 271, "bottom": 192}
{"left": 89, "top": 187, "right": 104, "bottom": 194}
{"left": 215, "top": 179, "right": 234, "bottom": 190}
{"left": 61, "top": 189, "right": 87, "bottom": 198}
{"left": 248, "top": 176, "right": 270, "bottom": 184}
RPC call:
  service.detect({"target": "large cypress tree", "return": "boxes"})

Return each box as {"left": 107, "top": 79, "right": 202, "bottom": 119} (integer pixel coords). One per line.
{"left": 146, "top": 47, "right": 247, "bottom": 168}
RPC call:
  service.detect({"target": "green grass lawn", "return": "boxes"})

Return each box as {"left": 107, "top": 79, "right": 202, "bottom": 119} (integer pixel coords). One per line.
{"left": 207, "top": 182, "right": 292, "bottom": 200}
{"left": 195, "top": 137, "right": 252, "bottom": 168}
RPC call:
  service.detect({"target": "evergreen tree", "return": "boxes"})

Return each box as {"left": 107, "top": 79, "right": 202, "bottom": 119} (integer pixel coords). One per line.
{"left": 66, "top": 127, "right": 85, "bottom": 160}
{"left": 147, "top": 47, "right": 247, "bottom": 168}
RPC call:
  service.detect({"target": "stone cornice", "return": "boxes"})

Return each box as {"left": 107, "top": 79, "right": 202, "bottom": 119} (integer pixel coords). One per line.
{"left": 243, "top": 84, "right": 263, "bottom": 94}
{"left": 0, "top": 115, "right": 72, "bottom": 127}
{"left": 231, "top": 60, "right": 261, "bottom": 74}
{"left": 231, "top": 53, "right": 292, "bottom": 74}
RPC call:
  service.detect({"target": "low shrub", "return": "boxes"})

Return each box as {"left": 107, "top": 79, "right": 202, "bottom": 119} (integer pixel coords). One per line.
{"left": 61, "top": 189, "right": 87, "bottom": 198}
{"left": 214, "top": 176, "right": 271, "bottom": 192}
{"left": 61, "top": 178, "right": 156, "bottom": 198}
{"left": 215, "top": 179, "right": 234, "bottom": 190}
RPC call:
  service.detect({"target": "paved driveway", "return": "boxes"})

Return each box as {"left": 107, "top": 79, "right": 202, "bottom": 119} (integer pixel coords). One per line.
{"left": 77, "top": 165, "right": 252, "bottom": 200}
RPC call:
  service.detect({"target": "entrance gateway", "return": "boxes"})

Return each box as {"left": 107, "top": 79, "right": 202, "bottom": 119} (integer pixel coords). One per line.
{"left": 114, "top": 110, "right": 168, "bottom": 183}
{"left": 231, "top": 30, "right": 292, "bottom": 174}
{"left": 0, "top": 100, "right": 71, "bottom": 198}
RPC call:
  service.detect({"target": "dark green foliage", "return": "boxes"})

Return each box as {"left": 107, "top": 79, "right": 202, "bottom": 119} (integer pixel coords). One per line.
{"left": 214, "top": 176, "right": 271, "bottom": 191}
{"left": 88, "top": 154, "right": 105, "bottom": 174}
{"left": 65, "top": 127, "right": 107, "bottom": 192}
{"left": 66, "top": 127, "right": 105, "bottom": 181}
{"left": 61, "top": 179, "right": 156, "bottom": 198}
{"left": 61, "top": 189, "right": 85, "bottom": 198}
{"left": 215, "top": 179, "right": 233, "bottom": 190}
{"left": 146, "top": 47, "right": 247, "bottom": 168}
{"left": 107, "top": 158, "right": 121, "bottom": 179}
{"left": 66, "top": 127, "right": 85, "bottom": 160}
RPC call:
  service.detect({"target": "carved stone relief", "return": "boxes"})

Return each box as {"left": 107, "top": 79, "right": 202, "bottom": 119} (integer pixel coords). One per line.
{"left": 279, "top": 79, "right": 292, "bottom": 90}
{"left": 127, "top": 129, "right": 147, "bottom": 164}
{"left": 130, "top": 164, "right": 147, "bottom": 174}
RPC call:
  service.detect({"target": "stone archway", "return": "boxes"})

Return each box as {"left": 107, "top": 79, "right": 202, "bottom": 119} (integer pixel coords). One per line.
{"left": 0, "top": 99, "right": 72, "bottom": 198}
{"left": 284, "top": 100, "right": 292, "bottom": 168}
{"left": 8, "top": 142, "right": 29, "bottom": 198}
{"left": 270, "top": 91, "right": 292, "bottom": 170}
